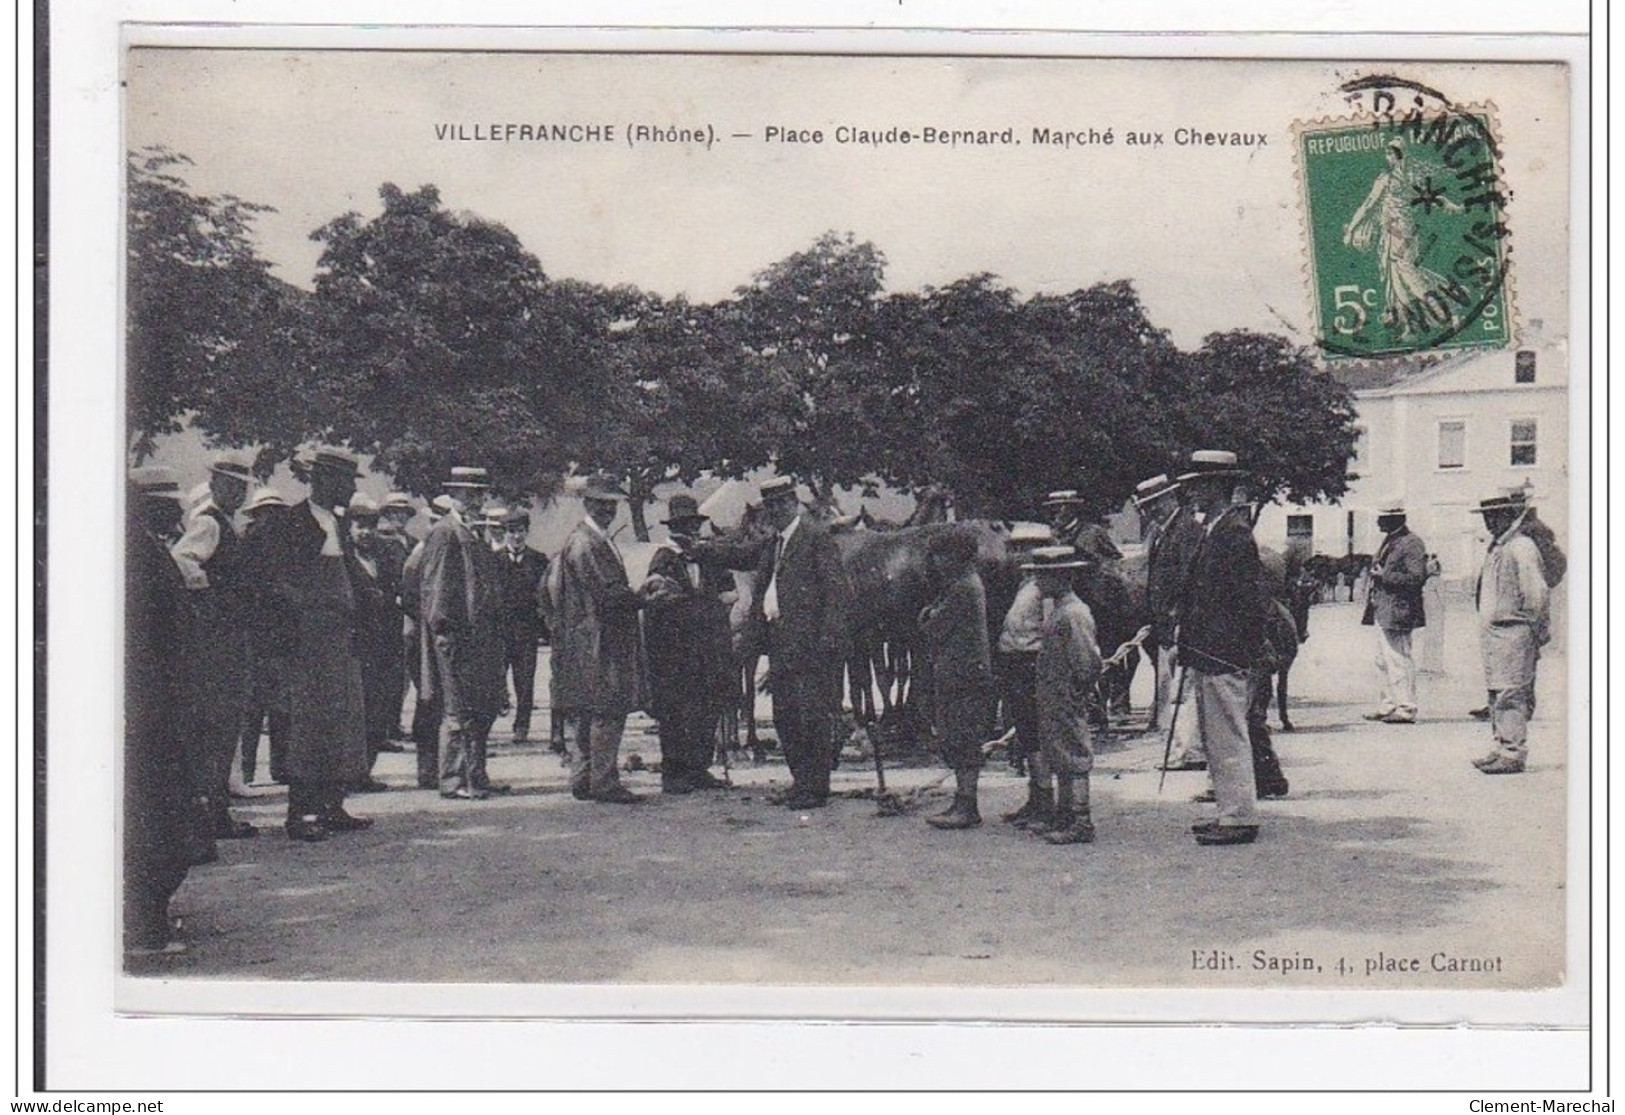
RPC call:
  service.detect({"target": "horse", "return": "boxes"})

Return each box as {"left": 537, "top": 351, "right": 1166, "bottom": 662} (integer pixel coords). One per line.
{"left": 835, "top": 521, "right": 1020, "bottom": 747}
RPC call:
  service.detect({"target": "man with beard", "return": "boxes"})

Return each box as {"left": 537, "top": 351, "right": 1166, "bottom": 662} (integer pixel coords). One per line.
{"left": 259, "top": 448, "right": 372, "bottom": 841}
{"left": 418, "top": 467, "right": 509, "bottom": 800}
{"left": 641, "top": 494, "right": 734, "bottom": 794}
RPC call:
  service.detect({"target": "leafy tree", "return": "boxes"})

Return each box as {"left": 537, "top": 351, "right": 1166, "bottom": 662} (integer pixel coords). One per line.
{"left": 1181, "top": 330, "right": 1358, "bottom": 505}
{"left": 302, "top": 183, "right": 595, "bottom": 496}
{"left": 732, "top": 232, "right": 892, "bottom": 498}
{"left": 580, "top": 292, "right": 796, "bottom": 539}
{"left": 125, "top": 147, "right": 289, "bottom": 459}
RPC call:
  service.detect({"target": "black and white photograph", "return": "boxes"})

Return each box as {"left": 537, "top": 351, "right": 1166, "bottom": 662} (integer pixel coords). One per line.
{"left": 34, "top": 11, "right": 1599, "bottom": 1093}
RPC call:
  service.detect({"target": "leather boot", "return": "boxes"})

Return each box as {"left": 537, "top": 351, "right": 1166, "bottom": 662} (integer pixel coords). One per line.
{"left": 1013, "top": 785, "right": 1055, "bottom": 830}
{"left": 1002, "top": 782, "right": 1049, "bottom": 825}
{"left": 927, "top": 768, "right": 982, "bottom": 829}
{"left": 1045, "top": 774, "right": 1096, "bottom": 844}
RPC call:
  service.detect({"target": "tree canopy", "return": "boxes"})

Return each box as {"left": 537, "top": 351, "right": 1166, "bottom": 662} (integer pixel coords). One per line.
{"left": 127, "top": 156, "right": 1360, "bottom": 535}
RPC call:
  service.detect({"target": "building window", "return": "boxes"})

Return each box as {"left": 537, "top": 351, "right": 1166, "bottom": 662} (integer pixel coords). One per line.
{"left": 1510, "top": 419, "right": 1538, "bottom": 466}
{"left": 1438, "top": 420, "right": 1467, "bottom": 470}
{"left": 1286, "top": 514, "right": 1313, "bottom": 540}
{"left": 1515, "top": 350, "right": 1537, "bottom": 384}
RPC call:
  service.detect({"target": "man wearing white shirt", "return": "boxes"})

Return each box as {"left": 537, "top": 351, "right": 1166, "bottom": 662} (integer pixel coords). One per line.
{"left": 171, "top": 458, "right": 256, "bottom": 840}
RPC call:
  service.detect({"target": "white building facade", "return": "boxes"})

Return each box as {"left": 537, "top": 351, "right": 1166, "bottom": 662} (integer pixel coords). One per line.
{"left": 1254, "top": 341, "right": 1569, "bottom": 583}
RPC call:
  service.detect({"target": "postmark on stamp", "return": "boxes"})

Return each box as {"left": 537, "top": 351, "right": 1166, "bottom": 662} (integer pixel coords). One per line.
{"left": 1296, "top": 80, "right": 1513, "bottom": 361}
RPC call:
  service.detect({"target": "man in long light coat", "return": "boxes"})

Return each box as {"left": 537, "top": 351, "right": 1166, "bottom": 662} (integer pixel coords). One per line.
{"left": 418, "top": 467, "right": 508, "bottom": 800}
{"left": 547, "top": 472, "right": 646, "bottom": 804}
{"left": 1470, "top": 492, "right": 1552, "bottom": 775}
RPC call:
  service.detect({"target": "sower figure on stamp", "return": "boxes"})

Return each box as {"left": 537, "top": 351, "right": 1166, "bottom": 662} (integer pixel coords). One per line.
{"left": 1469, "top": 490, "right": 1552, "bottom": 776}
{"left": 643, "top": 494, "right": 735, "bottom": 795}
{"left": 918, "top": 528, "right": 996, "bottom": 830}
{"left": 1019, "top": 546, "right": 1103, "bottom": 846}
{"left": 418, "top": 467, "right": 510, "bottom": 801}
{"left": 547, "top": 472, "right": 647, "bottom": 805}
{"left": 997, "top": 522, "right": 1056, "bottom": 829}
{"left": 125, "top": 467, "right": 212, "bottom": 956}
{"left": 259, "top": 448, "right": 372, "bottom": 842}
{"left": 1175, "top": 450, "right": 1266, "bottom": 847}
{"left": 1361, "top": 503, "right": 1427, "bottom": 725}
{"left": 170, "top": 456, "right": 257, "bottom": 841}
{"left": 494, "top": 507, "right": 549, "bottom": 745}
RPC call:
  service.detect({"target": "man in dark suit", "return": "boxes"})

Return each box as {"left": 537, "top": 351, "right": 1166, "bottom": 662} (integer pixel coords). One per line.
{"left": 1175, "top": 450, "right": 1266, "bottom": 847}
{"left": 1361, "top": 503, "right": 1428, "bottom": 724}
{"left": 494, "top": 508, "right": 550, "bottom": 744}
{"left": 641, "top": 494, "right": 735, "bottom": 794}
{"left": 256, "top": 448, "right": 372, "bottom": 841}
{"left": 690, "top": 477, "right": 852, "bottom": 809}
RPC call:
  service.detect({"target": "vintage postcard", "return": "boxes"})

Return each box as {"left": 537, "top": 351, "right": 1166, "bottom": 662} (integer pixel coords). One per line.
{"left": 99, "top": 35, "right": 1587, "bottom": 1059}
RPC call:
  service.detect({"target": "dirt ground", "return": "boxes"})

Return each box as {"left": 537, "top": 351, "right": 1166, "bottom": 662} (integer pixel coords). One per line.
{"left": 131, "top": 592, "right": 1571, "bottom": 990}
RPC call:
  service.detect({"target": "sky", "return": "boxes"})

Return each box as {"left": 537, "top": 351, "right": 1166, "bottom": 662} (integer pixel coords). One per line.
{"left": 124, "top": 51, "right": 1572, "bottom": 352}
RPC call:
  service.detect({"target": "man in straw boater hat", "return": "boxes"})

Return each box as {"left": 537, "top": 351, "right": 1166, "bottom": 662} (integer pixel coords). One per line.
{"left": 494, "top": 507, "right": 550, "bottom": 746}
{"left": 1042, "top": 488, "right": 1123, "bottom": 566}
{"left": 1018, "top": 545, "right": 1104, "bottom": 845}
{"left": 640, "top": 493, "right": 735, "bottom": 794}
{"left": 1356, "top": 502, "right": 1429, "bottom": 727}
{"left": 170, "top": 456, "right": 258, "bottom": 841}
{"left": 996, "top": 521, "right": 1057, "bottom": 827}
{"left": 1468, "top": 489, "right": 1553, "bottom": 775}
{"left": 125, "top": 467, "right": 214, "bottom": 955}
{"left": 418, "top": 466, "right": 509, "bottom": 801}
{"left": 1135, "top": 473, "right": 1199, "bottom": 743}
{"left": 1174, "top": 450, "right": 1267, "bottom": 846}
{"left": 546, "top": 471, "right": 647, "bottom": 804}
{"left": 257, "top": 448, "right": 373, "bottom": 841}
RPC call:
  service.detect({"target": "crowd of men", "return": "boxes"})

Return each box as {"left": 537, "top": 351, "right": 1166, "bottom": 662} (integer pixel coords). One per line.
{"left": 123, "top": 445, "right": 1563, "bottom": 956}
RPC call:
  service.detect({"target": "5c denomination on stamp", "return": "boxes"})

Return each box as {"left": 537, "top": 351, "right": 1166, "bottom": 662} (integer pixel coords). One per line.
{"left": 1295, "top": 98, "right": 1513, "bottom": 361}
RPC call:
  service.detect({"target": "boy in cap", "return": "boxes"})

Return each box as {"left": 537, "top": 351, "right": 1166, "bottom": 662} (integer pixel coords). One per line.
{"left": 1021, "top": 546, "right": 1103, "bottom": 844}
{"left": 919, "top": 527, "right": 996, "bottom": 829}
{"left": 495, "top": 507, "right": 550, "bottom": 744}
{"left": 1470, "top": 491, "right": 1551, "bottom": 774}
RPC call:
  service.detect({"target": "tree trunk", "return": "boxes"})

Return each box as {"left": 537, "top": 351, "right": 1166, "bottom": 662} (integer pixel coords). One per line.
{"left": 628, "top": 495, "right": 651, "bottom": 543}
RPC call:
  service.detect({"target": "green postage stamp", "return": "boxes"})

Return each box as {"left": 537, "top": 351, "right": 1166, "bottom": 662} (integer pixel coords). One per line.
{"left": 1296, "top": 105, "right": 1513, "bottom": 361}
